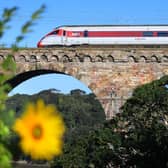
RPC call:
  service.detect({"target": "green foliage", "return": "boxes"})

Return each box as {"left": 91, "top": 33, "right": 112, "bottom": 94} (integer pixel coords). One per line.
{"left": 0, "top": 7, "right": 17, "bottom": 38}
{"left": 2, "top": 55, "right": 16, "bottom": 73}
{"left": 0, "top": 144, "right": 12, "bottom": 168}
{"left": 16, "top": 5, "right": 45, "bottom": 45}
{"left": 0, "top": 5, "right": 45, "bottom": 168}
{"left": 0, "top": 57, "right": 16, "bottom": 168}
{"left": 0, "top": 5, "right": 45, "bottom": 48}
{"left": 52, "top": 119, "right": 122, "bottom": 168}
{"left": 7, "top": 89, "right": 106, "bottom": 133}
{"left": 14, "top": 5, "right": 45, "bottom": 46}
{"left": 6, "top": 89, "right": 106, "bottom": 162}
{"left": 52, "top": 76, "right": 168, "bottom": 168}
{"left": 119, "top": 76, "right": 168, "bottom": 167}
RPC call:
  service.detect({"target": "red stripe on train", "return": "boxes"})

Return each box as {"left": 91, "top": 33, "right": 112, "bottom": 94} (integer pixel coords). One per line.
{"left": 67, "top": 31, "right": 144, "bottom": 37}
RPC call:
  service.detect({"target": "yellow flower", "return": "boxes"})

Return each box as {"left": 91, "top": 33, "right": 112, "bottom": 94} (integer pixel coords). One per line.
{"left": 13, "top": 99, "right": 65, "bottom": 160}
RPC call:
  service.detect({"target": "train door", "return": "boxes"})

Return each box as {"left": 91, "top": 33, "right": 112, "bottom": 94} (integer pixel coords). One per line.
{"left": 83, "top": 30, "right": 89, "bottom": 44}
{"left": 84, "top": 30, "right": 88, "bottom": 37}
{"left": 61, "top": 30, "right": 67, "bottom": 45}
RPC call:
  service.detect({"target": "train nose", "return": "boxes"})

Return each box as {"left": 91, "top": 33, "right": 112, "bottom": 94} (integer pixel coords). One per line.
{"left": 37, "top": 40, "right": 43, "bottom": 48}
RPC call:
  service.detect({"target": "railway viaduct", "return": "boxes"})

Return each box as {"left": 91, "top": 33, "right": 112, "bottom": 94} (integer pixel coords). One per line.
{"left": 1, "top": 45, "right": 168, "bottom": 119}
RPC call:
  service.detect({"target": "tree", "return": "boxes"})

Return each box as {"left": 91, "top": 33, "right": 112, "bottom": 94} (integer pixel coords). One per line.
{"left": 119, "top": 75, "right": 168, "bottom": 167}
{"left": 88, "top": 75, "right": 168, "bottom": 168}
{"left": 51, "top": 76, "right": 168, "bottom": 168}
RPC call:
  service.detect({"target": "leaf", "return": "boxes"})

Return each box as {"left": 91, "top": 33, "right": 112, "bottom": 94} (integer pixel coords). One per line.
{"left": 0, "top": 7, "right": 18, "bottom": 39}
{"left": 21, "top": 21, "right": 33, "bottom": 34}
{"left": 2, "top": 7, "right": 18, "bottom": 23}
{"left": 2, "top": 55, "right": 16, "bottom": 72}
{"left": 31, "top": 5, "right": 46, "bottom": 20}
{"left": 0, "top": 144, "right": 12, "bottom": 168}
{"left": 11, "top": 44, "right": 19, "bottom": 52}
{"left": 15, "top": 35, "right": 24, "bottom": 43}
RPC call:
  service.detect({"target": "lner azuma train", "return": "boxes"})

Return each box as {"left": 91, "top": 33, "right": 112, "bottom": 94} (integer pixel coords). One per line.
{"left": 37, "top": 25, "right": 168, "bottom": 47}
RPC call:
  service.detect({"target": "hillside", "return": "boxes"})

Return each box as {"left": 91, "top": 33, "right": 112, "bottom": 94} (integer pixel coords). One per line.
{"left": 6, "top": 89, "right": 106, "bottom": 143}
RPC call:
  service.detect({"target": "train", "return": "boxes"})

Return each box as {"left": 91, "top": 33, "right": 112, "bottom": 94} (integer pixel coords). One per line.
{"left": 37, "top": 25, "right": 168, "bottom": 47}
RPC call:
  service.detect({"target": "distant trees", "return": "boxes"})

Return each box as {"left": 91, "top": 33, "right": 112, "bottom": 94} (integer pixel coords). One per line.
{"left": 6, "top": 89, "right": 106, "bottom": 162}
{"left": 70, "top": 89, "right": 86, "bottom": 96}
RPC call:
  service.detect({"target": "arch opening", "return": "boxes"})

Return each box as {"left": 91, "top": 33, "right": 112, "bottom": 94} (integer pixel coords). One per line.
{"left": 7, "top": 70, "right": 106, "bottom": 119}
{"left": 7, "top": 70, "right": 106, "bottom": 163}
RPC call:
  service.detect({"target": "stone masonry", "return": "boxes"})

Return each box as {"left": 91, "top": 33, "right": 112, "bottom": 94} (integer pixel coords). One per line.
{"left": 1, "top": 45, "right": 168, "bottom": 119}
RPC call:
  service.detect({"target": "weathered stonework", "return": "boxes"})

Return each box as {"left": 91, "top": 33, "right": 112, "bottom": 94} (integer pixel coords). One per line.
{"left": 1, "top": 45, "right": 168, "bottom": 119}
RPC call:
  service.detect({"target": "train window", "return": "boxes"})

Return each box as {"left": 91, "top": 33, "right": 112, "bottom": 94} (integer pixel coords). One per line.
{"left": 50, "top": 30, "right": 59, "bottom": 35}
{"left": 143, "top": 31, "right": 153, "bottom": 37}
{"left": 157, "top": 32, "right": 168, "bottom": 37}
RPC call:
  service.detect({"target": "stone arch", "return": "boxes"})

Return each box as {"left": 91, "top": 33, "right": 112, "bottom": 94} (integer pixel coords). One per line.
{"left": 29, "top": 55, "right": 37, "bottom": 63}
{"left": 62, "top": 55, "right": 71, "bottom": 63}
{"left": 51, "top": 55, "right": 59, "bottom": 62}
{"left": 106, "top": 55, "right": 114, "bottom": 62}
{"left": 127, "top": 55, "right": 136, "bottom": 62}
{"left": 95, "top": 55, "right": 103, "bottom": 62}
{"left": 139, "top": 55, "right": 147, "bottom": 62}
{"left": 83, "top": 55, "right": 92, "bottom": 62}
{"left": 18, "top": 55, "right": 27, "bottom": 62}
{"left": 0, "top": 55, "right": 4, "bottom": 62}
{"left": 7, "top": 70, "right": 62, "bottom": 89}
{"left": 7, "top": 69, "right": 99, "bottom": 108}
{"left": 41, "top": 55, "right": 48, "bottom": 62}
{"left": 161, "top": 55, "right": 168, "bottom": 62}
{"left": 151, "top": 55, "right": 159, "bottom": 62}
{"left": 7, "top": 69, "right": 106, "bottom": 127}
{"left": 73, "top": 55, "right": 81, "bottom": 62}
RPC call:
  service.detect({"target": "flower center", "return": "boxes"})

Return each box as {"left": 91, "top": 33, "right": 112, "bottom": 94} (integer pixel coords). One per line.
{"left": 32, "top": 125, "right": 43, "bottom": 139}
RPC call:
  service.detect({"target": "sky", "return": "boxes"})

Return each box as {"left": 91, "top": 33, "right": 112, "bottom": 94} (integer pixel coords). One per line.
{"left": 1, "top": 0, "right": 168, "bottom": 47}
{"left": 9, "top": 74, "right": 92, "bottom": 96}
{"left": 1, "top": 0, "right": 168, "bottom": 95}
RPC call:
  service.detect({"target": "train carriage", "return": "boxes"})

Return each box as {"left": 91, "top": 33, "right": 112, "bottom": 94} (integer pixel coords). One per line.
{"left": 37, "top": 25, "right": 168, "bottom": 47}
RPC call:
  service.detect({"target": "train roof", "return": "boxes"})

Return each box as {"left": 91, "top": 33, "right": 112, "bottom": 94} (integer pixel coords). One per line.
{"left": 56, "top": 24, "right": 168, "bottom": 28}
{"left": 55, "top": 24, "right": 168, "bottom": 31}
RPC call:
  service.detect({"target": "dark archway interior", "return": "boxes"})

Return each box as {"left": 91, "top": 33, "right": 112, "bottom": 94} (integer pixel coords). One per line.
{"left": 7, "top": 70, "right": 65, "bottom": 89}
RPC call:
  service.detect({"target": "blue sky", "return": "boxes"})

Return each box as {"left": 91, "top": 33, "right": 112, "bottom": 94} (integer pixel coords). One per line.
{"left": 9, "top": 74, "right": 92, "bottom": 96}
{"left": 1, "top": 0, "right": 168, "bottom": 95}
{"left": 1, "top": 0, "right": 168, "bottom": 47}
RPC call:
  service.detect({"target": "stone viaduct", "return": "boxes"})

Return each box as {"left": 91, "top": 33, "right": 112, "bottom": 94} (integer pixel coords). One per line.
{"left": 1, "top": 45, "right": 168, "bottom": 119}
